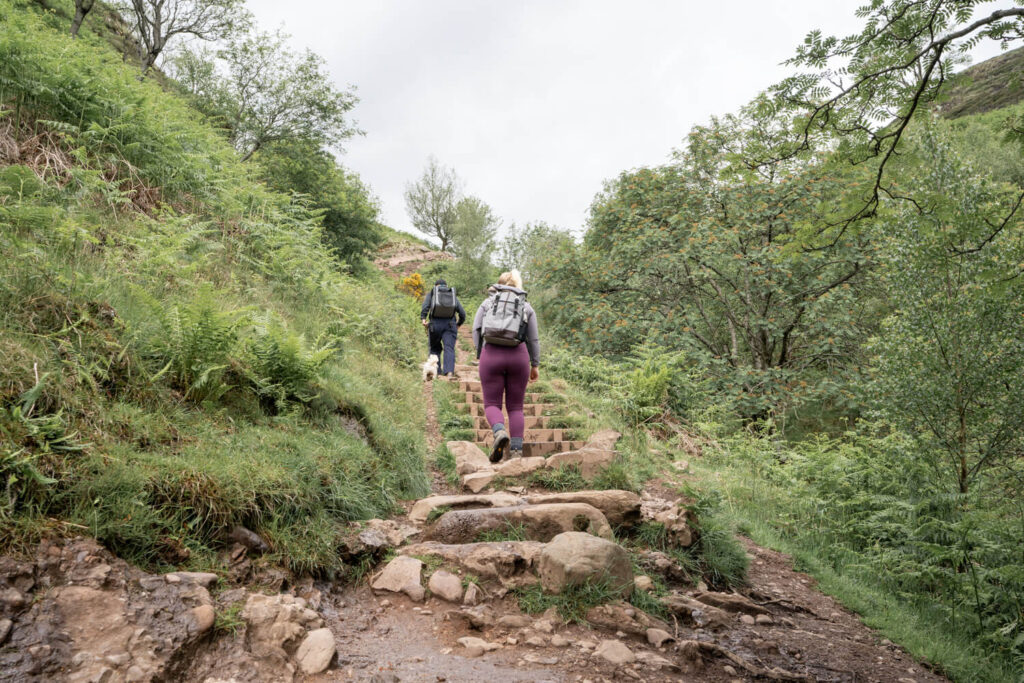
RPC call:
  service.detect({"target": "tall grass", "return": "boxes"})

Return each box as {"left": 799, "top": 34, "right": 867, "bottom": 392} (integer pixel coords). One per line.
{"left": 0, "top": 0, "right": 429, "bottom": 575}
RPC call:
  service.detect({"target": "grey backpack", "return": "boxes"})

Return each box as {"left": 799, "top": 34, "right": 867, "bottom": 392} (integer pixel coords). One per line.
{"left": 481, "top": 287, "right": 527, "bottom": 346}
{"left": 430, "top": 285, "right": 457, "bottom": 318}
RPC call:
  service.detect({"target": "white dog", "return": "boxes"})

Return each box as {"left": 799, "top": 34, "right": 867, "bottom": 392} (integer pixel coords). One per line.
{"left": 422, "top": 354, "right": 439, "bottom": 382}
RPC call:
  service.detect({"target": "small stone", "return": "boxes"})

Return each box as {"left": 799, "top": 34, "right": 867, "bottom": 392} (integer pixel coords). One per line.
{"left": 594, "top": 639, "right": 635, "bottom": 664}
{"left": 0, "top": 618, "right": 11, "bottom": 645}
{"left": 428, "top": 570, "right": 464, "bottom": 603}
{"left": 723, "top": 665, "right": 738, "bottom": 675}
{"left": 740, "top": 614, "right": 756, "bottom": 625}
{"left": 463, "top": 582, "right": 482, "bottom": 606}
{"left": 380, "top": 599, "right": 391, "bottom": 608}
{"left": 497, "top": 614, "right": 532, "bottom": 629}
{"left": 526, "top": 635, "right": 547, "bottom": 647}
{"left": 420, "top": 609, "right": 433, "bottom": 616}
{"left": 296, "top": 628, "right": 336, "bottom": 674}
{"left": 755, "top": 614, "right": 773, "bottom": 625}
{"left": 646, "top": 628, "right": 674, "bottom": 647}
{"left": 524, "top": 654, "right": 559, "bottom": 665}
{"left": 633, "top": 576, "right": 654, "bottom": 592}
{"left": 533, "top": 619, "right": 554, "bottom": 634}
{"left": 191, "top": 605, "right": 216, "bottom": 633}
{"left": 165, "top": 573, "right": 181, "bottom": 584}
{"left": 550, "top": 635, "right": 571, "bottom": 647}
{"left": 28, "top": 644, "right": 51, "bottom": 659}
{"left": 506, "top": 637, "right": 518, "bottom": 645}
{"left": 578, "top": 640, "right": 597, "bottom": 650}
{"left": 372, "top": 556, "right": 423, "bottom": 594}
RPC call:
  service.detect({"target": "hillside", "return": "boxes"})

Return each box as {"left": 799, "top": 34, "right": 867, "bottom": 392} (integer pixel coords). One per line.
{"left": 939, "top": 45, "right": 1024, "bottom": 118}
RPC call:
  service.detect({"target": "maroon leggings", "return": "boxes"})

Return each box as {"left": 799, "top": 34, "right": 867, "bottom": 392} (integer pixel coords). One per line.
{"left": 479, "top": 343, "right": 530, "bottom": 438}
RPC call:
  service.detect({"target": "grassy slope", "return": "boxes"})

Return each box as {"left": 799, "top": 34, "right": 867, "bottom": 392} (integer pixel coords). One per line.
{"left": 0, "top": 0, "right": 428, "bottom": 576}
{"left": 939, "top": 46, "right": 1024, "bottom": 119}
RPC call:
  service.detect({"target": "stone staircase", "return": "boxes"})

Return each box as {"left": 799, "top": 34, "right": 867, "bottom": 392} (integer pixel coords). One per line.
{"left": 451, "top": 364, "right": 585, "bottom": 458}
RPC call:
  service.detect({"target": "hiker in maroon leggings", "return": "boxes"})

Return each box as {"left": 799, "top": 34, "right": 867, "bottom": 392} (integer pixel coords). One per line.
{"left": 472, "top": 270, "right": 540, "bottom": 462}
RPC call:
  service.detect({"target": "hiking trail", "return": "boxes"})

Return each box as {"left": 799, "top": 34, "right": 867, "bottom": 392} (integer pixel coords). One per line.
{"left": 0, "top": 242, "right": 951, "bottom": 682}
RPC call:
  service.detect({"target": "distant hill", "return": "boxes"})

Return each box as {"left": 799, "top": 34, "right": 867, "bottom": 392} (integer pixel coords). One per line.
{"left": 938, "top": 46, "right": 1024, "bottom": 118}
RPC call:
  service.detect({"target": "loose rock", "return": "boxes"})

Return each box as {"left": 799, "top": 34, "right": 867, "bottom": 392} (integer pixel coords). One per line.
{"left": 295, "top": 628, "right": 336, "bottom": 674}
{"left": 594, "top": 639, "right": 635, "bottom": 665}
{"left": 371, "top": 556, "right": 423, "bottom": 595}
{"left": 427, "top": 570, "right": 464, "bottom": 603}
{"left": 538, "top": 532, "right": 633, "bottom": 598}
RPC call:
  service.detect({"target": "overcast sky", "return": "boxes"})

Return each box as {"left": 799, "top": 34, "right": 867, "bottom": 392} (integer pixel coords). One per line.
{"left": 243, "top": 0, "right": 1007, "bottom": 243}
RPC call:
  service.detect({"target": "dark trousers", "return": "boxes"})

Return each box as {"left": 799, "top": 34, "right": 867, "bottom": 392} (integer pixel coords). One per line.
{"left": 428, "top": 318, "right": 458, "bottom": 375}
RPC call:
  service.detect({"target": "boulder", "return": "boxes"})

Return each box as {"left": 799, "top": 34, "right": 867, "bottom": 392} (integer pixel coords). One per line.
{"left": 295, "top": 628, "right": 336, "bottom": 674}
{"left": 371, "top": 556, "right": 423, "bottom": 597}
{"left": 593, "top": 639, "right": 635, "bottom": 665}
{"left": 461, "top": 471, "right": 496, "bottom": 493}
{"left": 428, "top": 570, "right": 464, "bottom": 603}
{"left": 400, "top": 541, "right": 544, "bottom": 587}
{"left": 544, "top": 449, "right": 615, "bottom": 479}
{"left": 496, "top": 457, "right": 546, "bottom": 477}
{"left": 538, "top": 532, "right": 632, "bottom": 598}
{"left": 409, "top": 493, "right": 521, "bottom": 524}
{"left": 526, "top": 490, "right": 641, "bottom": 528}
{"left": 448, "top": 441, "right": 492, "bottom": 476}
{"left": 427, "top": 504, "right": 612, "bottom": 544}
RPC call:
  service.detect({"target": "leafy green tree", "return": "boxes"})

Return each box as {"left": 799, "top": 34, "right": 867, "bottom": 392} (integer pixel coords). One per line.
{"left": 498, "top": 221, "right": 575, "bottom": 284}
{"left": 869, "top": 124, "right": 1024, "bottom": 495}
{"left": 121, "top": 0, "right": 249, "bottom": 74}
{"left": 770, "top": 0, "right": 1024, "bottom": 226}
{"left": 404, "top": 156, "right": 460, "bottom": 252}
{"left": 450, "top": 195, "right": 498, "bottom": 261}
{"left": 540, "top": 108, "right": 873, "bottom": 417}
{"left": 255, "top": 139, "right": 382, "bottom": 272}
{"left": 173, "top": 30, "right": 359, "bottom": 161}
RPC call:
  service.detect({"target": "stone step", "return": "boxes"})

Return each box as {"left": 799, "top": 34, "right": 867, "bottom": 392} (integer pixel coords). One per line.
{"left": 461, "top": 403, "right": 558, "bottom": 418}
{"left": 409, "top": 490, "right": 642, "bottom": 529}
{"left": 464, "top": 391, "right": 547, "bottom": 405}
{"left": 475, "top": 428, "right": 565, "bottom": 443}
{"left": 425, "top": 503, "right": 612, "bottom": 544}
{"left": 472, "top": 415, "right": 549, "bottom": 430}
{"left": 474, "top": 440, "right": 586, "bottom": 458}
{"left": 458, "top": 380, "right": 482, "bottom": 392}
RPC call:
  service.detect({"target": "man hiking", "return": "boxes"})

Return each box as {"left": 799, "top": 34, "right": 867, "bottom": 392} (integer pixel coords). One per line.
{"left": 421, "top": 278, "right": 467, "bottom": 377}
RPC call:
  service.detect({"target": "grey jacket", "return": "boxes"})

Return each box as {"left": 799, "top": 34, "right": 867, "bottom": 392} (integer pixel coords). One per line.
{"left": 472, "top": 285, "right": 540, "bottom": 367}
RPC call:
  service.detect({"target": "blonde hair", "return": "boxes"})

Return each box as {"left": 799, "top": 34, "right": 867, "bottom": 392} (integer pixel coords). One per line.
{"left": 497, "top": 270, "right": 523, "bottom": 289}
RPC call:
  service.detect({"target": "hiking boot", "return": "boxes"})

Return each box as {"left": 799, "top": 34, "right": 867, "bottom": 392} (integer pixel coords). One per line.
{"left": 508, "top": 447, "right": 523, "bottom": 459}
{"left": 489, "top": 429, "right": 510, "bottom": 463}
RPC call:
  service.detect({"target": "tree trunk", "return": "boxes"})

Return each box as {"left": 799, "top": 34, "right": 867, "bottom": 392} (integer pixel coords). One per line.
{"left": 70, "top": 0, "right": 94, "bottom": 38}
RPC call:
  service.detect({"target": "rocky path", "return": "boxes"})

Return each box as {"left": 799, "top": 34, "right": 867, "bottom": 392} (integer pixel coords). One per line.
{"left": 303, "top": 326, "right": 949, "bottom": 682}
{"left": 0, "top": 254, "right": 951, "bottom": 682}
